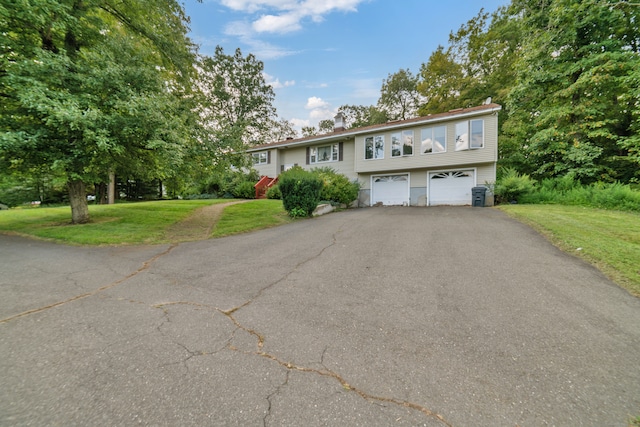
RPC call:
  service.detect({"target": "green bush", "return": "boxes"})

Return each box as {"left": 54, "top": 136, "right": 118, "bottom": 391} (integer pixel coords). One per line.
{"left": 507, "top": 174, "right": 640, "bottom": 211}
{"left": 266, "top": 184, "right": 281, "bottom": 200}
{"left": 311, "top": 167, "right": 360, "bottom": 207}
{"left": 494, "top": 168, "right": 536, "bottom": 204}
{"left": 233, "top": 181, "right": 255, "bottom": 199}
{"left": 278, "top": 166, "right": 323, "bottom": 217}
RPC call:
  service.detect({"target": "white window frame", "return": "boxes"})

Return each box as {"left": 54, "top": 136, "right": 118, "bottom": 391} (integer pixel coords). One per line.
{"left": 365, "top": 135, "right": 385, "bottom": 160}
{"left": 455, "top": 119, "right": 484, "bottom": 151}
{"left": 421, "top": 125, "right": 447, "bottom": 154}
{"left": 391, "top": 130, "right": 414, "bottom": 157}
{"left": 310, "top": 143, "right": 339, "bottom": 164}
{"left": 252, "top": 152, "right": 268, "bottom": 165}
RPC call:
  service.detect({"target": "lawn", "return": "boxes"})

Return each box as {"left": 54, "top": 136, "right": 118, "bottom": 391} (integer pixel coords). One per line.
{"left": 0, "top": 199, "right": 232, "bottom": 245}
{"left": 0, "top": 199, "right": 292, "bottom": 245}
{"left": 212, "top": 199, "right": 292, "bottom": 237}
{"left": 498, "top": 204, "right": 640, "bottom": 297}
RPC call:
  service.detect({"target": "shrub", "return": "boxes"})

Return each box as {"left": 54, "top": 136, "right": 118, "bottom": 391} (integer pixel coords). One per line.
{"left": 278, "top": 166, "right": 323, "bottom": 217}
{"left": 266, "top": 184, "right": 281, "bottom": 200}
{"left": 311, "top": 167, "right": 360, "bottom": 207}
{"left": 494, "top": 168, "right": 536, "bottom": 204}
{"left": 233, "top": 181, "right": 255, "bottom": 199}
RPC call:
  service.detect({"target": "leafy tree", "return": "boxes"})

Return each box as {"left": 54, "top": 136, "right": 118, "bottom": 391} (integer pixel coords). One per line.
{"left": 417, "top": 46, "right": 465, "bottom": 115}
{"left": 378, "top": 68, "right": 422, "bottom": 120}
{"left": 267, "top": 118, "right": 298, "bottom": 142}
{"left": 504, "top": 0, "right": 640, "bottom": 183}
{"left": 196, "top": 47, "right": 277, "bottom": 153}
{"left": 301, "top": 126, "right": 318, "bottom": 137}
{"left": 0, "top": 0, "right": 199, "bottom": 223}
{"left": 337, "top": 104, "right": 388, "bottom": 129}
{"left": 318, "top": 119, "right": 335, "bottom": 134}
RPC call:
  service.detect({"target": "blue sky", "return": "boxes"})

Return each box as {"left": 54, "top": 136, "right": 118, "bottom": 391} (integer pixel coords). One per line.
{"left": 183, "top": 0, "right": 509, "bottom": 131}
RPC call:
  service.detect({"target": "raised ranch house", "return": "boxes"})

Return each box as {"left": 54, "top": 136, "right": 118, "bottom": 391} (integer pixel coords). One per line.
{"left": 248, "top": 102, "right": 502, "bottom": 207}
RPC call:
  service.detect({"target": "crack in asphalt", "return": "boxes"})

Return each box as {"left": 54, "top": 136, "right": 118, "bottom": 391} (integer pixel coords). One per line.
{"left": 0, "top": 244, "right": 178, "bottom": 324}
{"left": 3, "top": 222, "right": 452, "bottom": 425}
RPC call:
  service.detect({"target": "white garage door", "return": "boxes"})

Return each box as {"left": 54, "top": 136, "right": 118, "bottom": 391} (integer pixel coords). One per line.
{"left": 372, "top": 174, "right": 409, "bottom": 206}
{"left": 429, "top": 170, "right": 474, "bottom": 206}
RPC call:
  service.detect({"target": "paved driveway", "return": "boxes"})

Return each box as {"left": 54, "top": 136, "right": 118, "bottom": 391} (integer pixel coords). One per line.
{"left": 1, "top": 207, "right": 639, "bottom": 426}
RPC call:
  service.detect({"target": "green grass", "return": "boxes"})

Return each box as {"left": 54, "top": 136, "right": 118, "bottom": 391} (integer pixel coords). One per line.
{"left": 498, "top": 204, "right": 640, "bottom": 297}
{"left": 0, "top": 199, "right": 231, "bottom": 245}
{"left": 212, "top": 199, "right": 292, "bottom": 237}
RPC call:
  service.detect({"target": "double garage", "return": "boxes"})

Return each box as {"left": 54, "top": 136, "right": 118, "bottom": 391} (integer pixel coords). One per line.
{"left": 370, "top": 170, "right": 476, "bottom": 206}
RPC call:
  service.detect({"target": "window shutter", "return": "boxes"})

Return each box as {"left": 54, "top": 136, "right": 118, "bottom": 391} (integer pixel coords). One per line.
{"left": 338, "top": 142, "right": 344, "bottom": 161}
{"left": 267, "top": 151, "right": 271, "bottom": 164}
{"left": 306, "top": 147, "right": 310, "bottom": 165}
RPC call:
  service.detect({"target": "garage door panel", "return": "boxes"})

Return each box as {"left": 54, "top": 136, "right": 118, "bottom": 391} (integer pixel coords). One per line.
{"left": 429, "top": 170, "right": 474, "bottom": 206}
{"left": 372, "top": 174, "right": 409, "bottom": 206}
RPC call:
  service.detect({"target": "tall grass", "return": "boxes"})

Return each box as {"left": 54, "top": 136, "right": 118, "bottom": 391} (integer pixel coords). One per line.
{"left": 495, "top": 173, "right": 640, "bottom": 212}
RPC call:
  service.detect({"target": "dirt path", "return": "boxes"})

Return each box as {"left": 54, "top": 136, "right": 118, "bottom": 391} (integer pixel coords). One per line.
{"left": 164, "top": 200, "right": 253, "bottom": 242}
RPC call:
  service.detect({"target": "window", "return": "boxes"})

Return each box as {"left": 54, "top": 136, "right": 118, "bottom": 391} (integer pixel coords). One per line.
{"left": 309, "top": 143, "right": 339, "bottom": 164}
{"left": 252, "top": 152, "right": 268, "bottom": 165}
{"left": 365, "top": 135, "right": 384, "bottom": 159}
{"left": 421, "top": 125, "right": 446, "bottom": 154}
{"left": 392, "top": 131, "right": 414, "bottom": 157}
{"left": 403, "top": 130, "right": 414, "bottom": 155}
{"left": 456, "top": 119, "right": 483, "bottom": 151}
{"left": 470, "top": 119, "right": 484, "bottom": 149}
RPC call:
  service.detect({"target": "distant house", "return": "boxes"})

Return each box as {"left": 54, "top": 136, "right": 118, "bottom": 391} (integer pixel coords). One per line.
{"left": 248, "top": 103, "right": 501, "bottom": 207}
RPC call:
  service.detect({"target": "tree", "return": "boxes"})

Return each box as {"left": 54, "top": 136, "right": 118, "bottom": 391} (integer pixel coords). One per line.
{"left": 267, "top": 118, "right": 298, "bottom": 142}
{"left": 504, "top": 0, "right": 640, "bottom": 183}
{"left": 301, "top": 126, "right": 318, "bottom": 137}
{"left": 0, "top": 0, "right": 199, "bottom": 223}
{"left": 197, "top": 47, "right": 277, "bottom": 152}
{"left": 417, "top": 46, "right": 465, "bottom": 115}
{"left": 318, "top": 119, "right": 335, "bottom": 134}
{"left": 337, "top": 104, "right": 388, "bottom": 129}
{"left": 378, "top": 69, "right": 422, "bottom": 120}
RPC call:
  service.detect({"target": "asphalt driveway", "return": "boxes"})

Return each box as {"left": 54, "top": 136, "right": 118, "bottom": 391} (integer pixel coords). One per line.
{"left": 1, "top": 206, "right": 639, "bottom": 426}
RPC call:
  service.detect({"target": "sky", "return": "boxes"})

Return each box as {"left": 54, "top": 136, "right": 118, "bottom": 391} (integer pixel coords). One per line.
{"left": 182, "top": 0, "right": 509, "bottom": 132}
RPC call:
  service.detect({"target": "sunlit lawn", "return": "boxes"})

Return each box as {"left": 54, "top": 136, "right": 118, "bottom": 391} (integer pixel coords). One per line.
{"left": 0, "top": 200, "right": 230, "bottom": 245}
{"left": 498, "top": 204, "right": 640, "bottom": 297}
{"left": 212, "top": 199, "right": 292, "bottom": 237}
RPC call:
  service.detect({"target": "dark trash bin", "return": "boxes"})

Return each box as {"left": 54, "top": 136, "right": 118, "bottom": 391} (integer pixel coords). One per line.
{"left": 472, "top": 186, "right": 487, "bottom": 207}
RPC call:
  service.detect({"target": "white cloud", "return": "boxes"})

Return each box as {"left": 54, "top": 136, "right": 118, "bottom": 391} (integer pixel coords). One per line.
{"left": 224, "top": 21, "right": 300, "bottom": 59}
{"left": 290, "top": 118, "right": 310, "bottom": 128}
{"left": 264, "top": 72, "right": 295, "bottom": 89}
{"left": 221, "top": 0, "right": 365, "bottom": 35}
{"left": 253, "top": 12, "right": 302, "bottom": 33}
{"left": 305, "top": 96, "right": 329, "bottom": 110}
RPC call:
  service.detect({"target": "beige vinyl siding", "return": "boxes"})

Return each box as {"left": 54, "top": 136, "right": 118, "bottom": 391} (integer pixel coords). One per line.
{"left": 354, "top": 113, "right": 498, "bottom": 174}
{"left": 276, "top": 140, "right": 357, "bottom": 180}
{"left": 252, "top": 149, "right": 277, "bottom": 177}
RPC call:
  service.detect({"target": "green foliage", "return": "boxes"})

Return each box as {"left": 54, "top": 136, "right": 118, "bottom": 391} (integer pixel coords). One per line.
{"left": 197, "top": 47, "right": 276, "bottom": 151}
{"left": 278, "top": 166, "right": 323, "bottom": 217}
{"left": 0, "top": 0, "right": 199, "bottom": 223}
{"left": 233, "top": 181, "right": 255, "bottom": 199}
{"left": 311, "top": 167, "right": 360, "bottom": 206}
{"left": 521, "top": 178, "right": 640, "bottom": 211}
{"left": 494, "top": 168, "right": 536, "bottom": 204}
{"left": 378, "top": 68, "right": 421, "bottom": 120}
{"left": 504, "top": 0, "right": 640, "bottom": 183}
{"left": 266, "top": 185, "right": 281, "bottom": 200}
{"left": 192, "top": 169, "right": 259, "bottom": 199}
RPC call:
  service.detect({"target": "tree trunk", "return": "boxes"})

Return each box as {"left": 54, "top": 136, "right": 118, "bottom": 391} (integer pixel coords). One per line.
{"left": 107, "top": 171, "right": 115, "bottom": 204}
{"left": 68, "top": 179, "right": 90, "bottom": 224}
